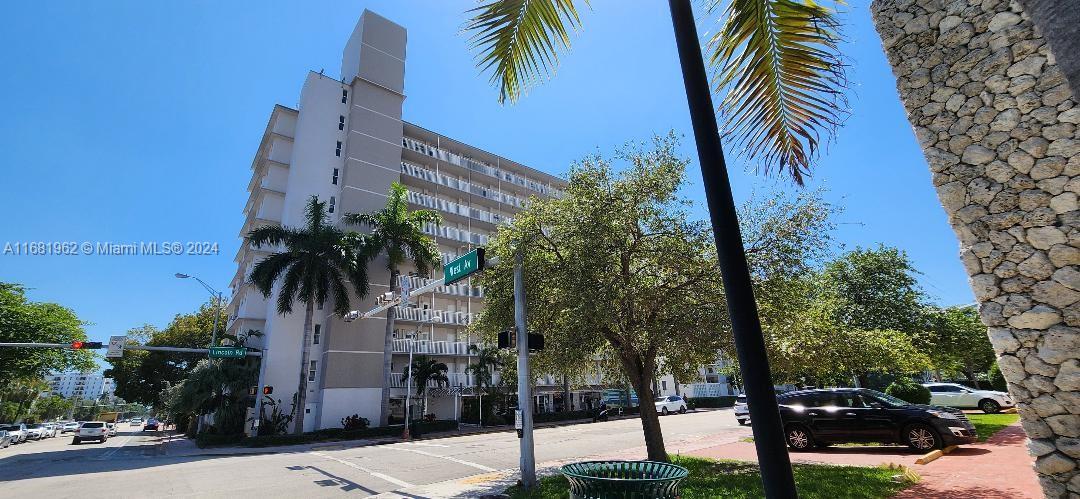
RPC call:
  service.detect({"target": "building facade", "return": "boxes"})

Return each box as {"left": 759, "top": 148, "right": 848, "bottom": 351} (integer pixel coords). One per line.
{"left": 46, "top": 372, "right": 114, "bottom": 400}
{"left": 227, "top": 10, "right": 570, "bottom": 432}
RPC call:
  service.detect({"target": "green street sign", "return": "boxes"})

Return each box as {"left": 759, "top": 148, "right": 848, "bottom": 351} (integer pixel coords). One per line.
{"left": 443, "top": 248, "right": 485, "bottom": 285}
{"left": 209, "top": 346, "right": 247, "bottom": 359}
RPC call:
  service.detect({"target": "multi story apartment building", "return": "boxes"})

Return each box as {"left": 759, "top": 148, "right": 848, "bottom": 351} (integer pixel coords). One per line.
{"left": 226, "top": 10, "right": 570, "bottom": 432}
{"left": 46, "top": 372, "right": 115, "bottom": 400}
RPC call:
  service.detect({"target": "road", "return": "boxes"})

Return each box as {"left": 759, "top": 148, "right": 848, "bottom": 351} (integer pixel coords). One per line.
{"left": 0, "top": 410, "right": 750, "bottom": 498}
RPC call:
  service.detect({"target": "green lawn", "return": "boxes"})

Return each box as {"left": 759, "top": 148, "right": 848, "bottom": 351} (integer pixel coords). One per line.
{"left": 967, "top": 413, "right": 1019, "bottom": 441}
{"left": 506, "top": 456, "right": 917, "bottom": 499}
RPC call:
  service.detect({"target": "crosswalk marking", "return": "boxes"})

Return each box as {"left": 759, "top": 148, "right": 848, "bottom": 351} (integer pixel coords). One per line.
{"left": 310, "top": 451, "right": 414, "bottom": 488}
{"left": 383, "top": 447, "right": 496, "bottom": 472}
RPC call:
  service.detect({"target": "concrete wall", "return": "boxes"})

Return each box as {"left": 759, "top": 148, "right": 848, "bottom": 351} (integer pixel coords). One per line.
{"left": 871, "top": 0, "right": 1080, "bottom": 495}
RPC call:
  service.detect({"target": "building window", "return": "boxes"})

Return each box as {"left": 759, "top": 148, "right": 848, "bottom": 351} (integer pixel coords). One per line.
{"left": 328, "top": 196, "right": 336, "bottom": 214}
{"left": 308, "top": 361, "right": 317, "bottom": 382}
{"left": 338, "top": 116, "right": 345, "bottom": 130}
{"left": 332, "top": 168, "right": 339, "bottom": 185}
{"left": 313, "top": 324, "right": 321, "bottom": 345}
{"left": 336, "top": 141, "right": 342, "bottom": 157}
{"left": 662, "top": 380, "right": 668, "bottom": 391}
{"left": 317, "top": 301, "right": 323, "bottom": 311}
{"left": 342, "top": 89, "right": 348, "bottom": 103}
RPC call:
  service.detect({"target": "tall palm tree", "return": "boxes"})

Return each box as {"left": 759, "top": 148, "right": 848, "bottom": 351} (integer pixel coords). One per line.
{"left": 342, "top": 182, "right": 441, "bottom": 427}
{"left": 402, "top": 355, "right": 449, "bottom": 417}
{"left": 247, "top": 196, "right": 371, "bottom": 435}
{"left": 463, "top": 0, "right": 847, "bottom": 493}
{"left": 466, "top": 344, "right": 502, "bottom": 392}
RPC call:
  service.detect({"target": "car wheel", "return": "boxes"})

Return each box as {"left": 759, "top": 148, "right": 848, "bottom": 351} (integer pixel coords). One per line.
{"left": 661, "top": 407, "right": 669, "bottom": 416}
{"left": 72, "top": 438, "right": 80, "bottom": 445}
{"left": 980, "top": 399, "right": 1001, "bottom": 414}
{"left": 785, "top": 424, "right": 814, "bottom": 451}
{"left": 904, "top": 423, "right": 941, "bottom": 451}
{"left": 737, "top": 419, "right": 748, "bottom": 426}
{"left": 679, "top": 406, "right": 687, "bottom": 414}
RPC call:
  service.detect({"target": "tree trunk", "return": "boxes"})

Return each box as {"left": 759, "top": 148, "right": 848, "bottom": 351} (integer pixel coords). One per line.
{"left": 630, "top": 371, "right": 668, "bottom": 462}
{"left": 856, "top": 373, "right": 870, "bottom": 389}
{"left": 379, "top": 269, "right": 399, "bottom": 426}
{"left": 562, "top": 376, "right": 571, "bottom": 412}
{"left": 292, "top": 300, "right": 315, "bottom": 435}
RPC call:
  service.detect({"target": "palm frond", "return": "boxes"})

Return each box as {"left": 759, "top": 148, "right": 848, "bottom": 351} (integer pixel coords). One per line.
{"left": 465, "top": 0, "right": 586, "bottom": 103}
{"left": 708, "top": 0, "right": 847, "bottom": 185}
{"left": 246, "top": 225, "right": 292, "bottom": 249}
{"left": 249, "top": 252, "right": 296, "bottom": 298}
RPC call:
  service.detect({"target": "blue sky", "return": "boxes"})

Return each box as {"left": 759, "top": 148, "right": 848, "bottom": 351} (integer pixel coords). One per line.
{"left": 0, "top": 1, "right": 973, "bottom": 370}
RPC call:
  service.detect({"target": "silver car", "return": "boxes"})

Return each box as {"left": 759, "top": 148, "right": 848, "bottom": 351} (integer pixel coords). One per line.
{"left": 734, "top": 395, "right": 749, "bottom": 425}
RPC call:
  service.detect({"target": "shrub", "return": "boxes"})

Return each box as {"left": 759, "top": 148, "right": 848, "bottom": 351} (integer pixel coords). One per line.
{"left": 341, "top": 414, "right": 369, "bottom": 431}
{"left": 533, "top": 410, "right": 594, "bottom": 424}
{"left": 195, "top": 433, "right": 245, "bottom": 448}
{"left": 988, "top": 363, "right": 1007, "bottom": 391}
{"left": 885, "top": 378, "right": 931, "bottom": 405}
{"left": 685, "top": 396, "right": 737, "bottom": 409}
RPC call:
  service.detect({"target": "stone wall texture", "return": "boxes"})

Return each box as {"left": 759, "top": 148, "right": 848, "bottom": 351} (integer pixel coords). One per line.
{"left": 871, "top": 0, "right": 1080, "bottom": 496}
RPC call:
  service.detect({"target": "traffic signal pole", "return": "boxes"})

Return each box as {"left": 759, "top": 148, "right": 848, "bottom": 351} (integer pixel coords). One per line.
{"left": 0, "top": 343, "right": 263, "bottom": 356}
{"left": 514, "top": 250, "right": 536, "bottom": 489}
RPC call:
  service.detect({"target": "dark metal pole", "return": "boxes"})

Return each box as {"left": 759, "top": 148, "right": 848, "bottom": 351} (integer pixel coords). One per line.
{"left": 666, "top": 1, "right": 798, "bottom": 497}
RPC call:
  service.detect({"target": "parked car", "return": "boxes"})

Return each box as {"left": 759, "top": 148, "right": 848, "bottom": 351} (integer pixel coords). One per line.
{"left": 922, "top": 382, "right": 1014, "bottom": 413}
{"left": 105, "top": 423, "right": 117, "bottom": 437}
{"left": 144, "top": 419, "right": 159, "bottom": 431}
{"left": 129, "top": 418, "right": 143, "bottom": 427}
{"left": 24, "top": 424, "right": 46, "bottom": 440}
{"left": 72, "top": 422, "right": 109, "bottom": 444}
{"left": 734, "top": 395, "right": 749, "bottom": 425}
{"left": 1, "top": 424, "right": 28, "bottom": 443}
{"left": 0, "top": 430, "right": 12, "bottom": 448}
{"left": 777, "top": 388, "right": 977, "bottom": 452}
{"left": 61, "top": 421, "right": 80, "bottom": 433}
{"left": 42, "top": 423, "right": 58, "bottom": 438}
{"left": 654, "top": 395, "right": 688, "bottom": 415}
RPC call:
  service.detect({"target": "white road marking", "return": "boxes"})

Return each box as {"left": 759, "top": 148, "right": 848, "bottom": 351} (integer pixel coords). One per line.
{"left": 384, "top": 447, "right": 496, "bottom": 472}
{"left": 396, "top": 441, "right": 449, "bottom": 448}
{"left": 95, "top": 436, "right": 135, "bottom": 460}
{"left": 310, "top": 451, "right": 414, "bottom": 488}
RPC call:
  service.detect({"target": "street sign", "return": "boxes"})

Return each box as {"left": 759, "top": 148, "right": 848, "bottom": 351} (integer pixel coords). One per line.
{"left": 106, "top": 335, "right": 126, "bottom": 358}
{"left": 443, "top": 248, "right": 485, "bottom": 285}
{"left": 209, "top": 346, "right": 247, "bottom": 359}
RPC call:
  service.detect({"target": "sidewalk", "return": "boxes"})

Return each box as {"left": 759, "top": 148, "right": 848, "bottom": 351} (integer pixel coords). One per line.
{"left": 687, "top": 423, "right": 1040, "bottom": 498}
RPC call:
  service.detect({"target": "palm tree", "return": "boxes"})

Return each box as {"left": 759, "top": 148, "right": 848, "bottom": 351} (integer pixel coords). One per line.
{"left": 463, "top": 0, "right": 847, "bottom": 491}
{"left": 466, "top": 345, "right": 503, "bottom": 424}
{"left": 401, "top": 355, "right": 449, "bottom": 418}
{"left": 342, "top": 182, "right": 441, "bottom": 427}
{"left": 247, "top": 196, "right": 371, "bottom": 435}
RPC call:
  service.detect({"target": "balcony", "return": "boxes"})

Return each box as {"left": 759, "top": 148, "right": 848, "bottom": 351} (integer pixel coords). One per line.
{"left": 422, "top": 222, "right": 489, "bottom": 246}
{"left": 402, "top": 137, "right": 564, "bottom": 199}
{"left": 400, "top": 274, "right": 482, "bottom": 299}
{"left": 687, "top": 382, "right": 737, "bottom": 398}
{"left": 390, "top": 372, "right": 477, "bottom": 388}
{"left": 401, "top": 162, "right": 526, "bottom": 209}
{"left": 392, "top": 339, "right": 475, "bottom": 356}
{"left": 394, "top": 306, "right": 474, "bottom": 326}
{"left": 406, "top": 190, "right": 509, "bottom": 226}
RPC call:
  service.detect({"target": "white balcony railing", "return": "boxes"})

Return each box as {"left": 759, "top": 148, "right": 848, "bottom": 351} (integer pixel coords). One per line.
{"left": 402, "top": 137, "right": 563, "bottom": 199}
{"left": 421, "top": 222, "right": 489, "bottom": 246}
{"left": 401, "top": 161, "right": 526, "bottom": 209}
{"left": 392, "top": 339, "right": 475, "bottom": 356}
{"left": 390, "top": 372, "right": 478, "bottom": 388}
{"left": 406, "top": 190, "right": 509, "bottom": 226}
{"left": 687, "top": 382, "right": 736, "bottom": 398}
{"left": 394, "top": 306, "right": 474, "bottom": 326}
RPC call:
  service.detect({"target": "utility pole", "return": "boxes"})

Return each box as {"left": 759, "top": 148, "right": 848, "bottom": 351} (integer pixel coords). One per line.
{"left": 514, "top": 250, "right": 536, "bottom": 489}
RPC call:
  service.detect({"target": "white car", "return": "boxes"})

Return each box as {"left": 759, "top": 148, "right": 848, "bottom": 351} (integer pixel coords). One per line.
{"left": 72, "top": 422, "right": 109, "bottom": 444}
{"left": 734, "top": 395, "right": 749, "bottom": 425}
{"left": 106, "top": 423, "right": 117, "bottom": 436}
{"left": 129, "top": 418, "right": 143, "bottom": 427}
{"left": 654, "top": 395, "right": 688, "bottom": 415}
{"left": 42, "top": 423, "right": 58, "bottom": 438}
{"left": 923, "top": 382, "right": 1014, "bottom": 413}
{"left": 61, "top": 422, "right": 80, "bottom": 433}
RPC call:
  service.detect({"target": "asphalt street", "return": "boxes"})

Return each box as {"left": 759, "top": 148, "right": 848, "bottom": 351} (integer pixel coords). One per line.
{"left": 0, "top": 410, "right": 750, "bottom": 498}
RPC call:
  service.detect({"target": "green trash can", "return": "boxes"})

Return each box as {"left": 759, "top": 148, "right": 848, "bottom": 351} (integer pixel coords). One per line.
{"left": 560, "top": 460, "right": 689, "bottom": 498}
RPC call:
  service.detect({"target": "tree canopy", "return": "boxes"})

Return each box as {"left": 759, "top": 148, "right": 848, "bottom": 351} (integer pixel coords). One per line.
{"left": 0, "top": 282, "right": 95, "bottom": 381}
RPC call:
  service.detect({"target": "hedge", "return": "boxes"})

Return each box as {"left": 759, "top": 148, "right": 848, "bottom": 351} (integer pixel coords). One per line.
{"left": 194, "top": 419, "right": 460, "bottom": 448}
{"left": 885, "top": 379, "right": 931, "bottom": 405}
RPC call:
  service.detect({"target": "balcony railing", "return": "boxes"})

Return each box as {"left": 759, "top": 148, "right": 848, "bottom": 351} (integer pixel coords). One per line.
{"left": 392, "top": 339, "right": 475, "bottom": 356}
{"left": 406, "top": 190, "right": 509, "bottom": 226}
{"left": 402, "top": 137, "right": 563, "bottom": 198}
{"left": 401, "top": 161, "right": 526, "bottom": 209}
{"left": 390, "top": 372, "right": 478, "bottom": 388}
{"left": 687, "top": 382, "right": 736, "bottom": 398}
{"left": 422, "top": 222, "right": 489, "bottom": 246}
{"left": 400, "top": 274, "right": 483, "bottom": 299}
{"left": 394, "top": 306, "right": 474, "bottom": 326}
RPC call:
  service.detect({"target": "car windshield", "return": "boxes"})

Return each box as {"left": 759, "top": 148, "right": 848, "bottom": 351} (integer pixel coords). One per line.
{"left": 1, "top": 425, "right": 20, "bottom": 431}
{"left": 736, "top": 396, "right": 747, "bottom": 403}
{"left": 861, "top": 389, "right": 909, "bottom": 407}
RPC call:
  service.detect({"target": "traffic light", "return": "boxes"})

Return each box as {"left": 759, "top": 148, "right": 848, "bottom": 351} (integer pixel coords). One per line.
{"left": 71, "top": 341, "right": 103, "bottom": 349}
{"left": 262, "top": 386, "right": 273, "bottom": 395}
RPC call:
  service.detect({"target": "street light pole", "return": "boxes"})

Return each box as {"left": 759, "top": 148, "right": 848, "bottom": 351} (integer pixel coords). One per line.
{"left": 514, "top": 250, "right": 536, "bottom": 489}
{"left": 666, "top": 1, "right": 798, "bottom": 497}
{"left": 175, "top": 273, "right": 223, "bottom": 348}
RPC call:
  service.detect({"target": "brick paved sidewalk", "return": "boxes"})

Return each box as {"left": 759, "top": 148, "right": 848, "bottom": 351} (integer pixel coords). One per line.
{"left": 687, "top": 423, "right": 1040, "bottom": 498}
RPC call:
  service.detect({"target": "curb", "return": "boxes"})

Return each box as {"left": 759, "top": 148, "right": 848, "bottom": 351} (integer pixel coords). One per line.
{"left": 914, "top": 445, "right": 958, "bottom": 465}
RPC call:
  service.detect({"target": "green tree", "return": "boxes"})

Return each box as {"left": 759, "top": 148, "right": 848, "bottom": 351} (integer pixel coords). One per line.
{"left": 466, "top": 345, "right": 503, "bottom": 395}
{"left": 105, "top": 307, "right": 223, "bottom": 406}
{"left": 402, "top": 355, "right": 449, "bottom": 417}
{"left": 817, "top": 246, "right": 926, "bottom": 335}
{"left": 926, "top": 306, "right": 996, "bottom": 383}
{"left": 160, "top": 329, "right": 261, "bottom": 435}
{"left": 0, "top": 283, "right": 95, "bottom": 381}
{"left": 248, "top": 196, "right": 371, "bottom": 435}
{"left": 342, "top": 182, "right": 441, "bottom": 427}
{"left": 472, "top": 136, "right": 727, "bottom": 462}
{"left": 0, "top": 377, "right": 49, "bottom": 422}
{"left": 31, "top": 395, "right": 73, "bottom": 421}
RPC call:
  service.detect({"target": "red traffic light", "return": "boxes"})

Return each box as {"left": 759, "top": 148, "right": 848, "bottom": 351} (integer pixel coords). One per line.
{"left": 71, "top": 341, "right": 103, "bottom": 349}
{"left": 262, "top": 386, "right": 273, "bottom": 395}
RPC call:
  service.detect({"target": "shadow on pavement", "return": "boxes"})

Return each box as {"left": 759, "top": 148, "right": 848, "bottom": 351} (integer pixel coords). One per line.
{"left": 287, "top": 465, "right": 378, "bottom": 494}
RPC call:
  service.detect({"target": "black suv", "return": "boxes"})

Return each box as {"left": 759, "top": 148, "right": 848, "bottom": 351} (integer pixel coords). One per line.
{"left": 777, "top": 388, "right": 976, "bottom": 451}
